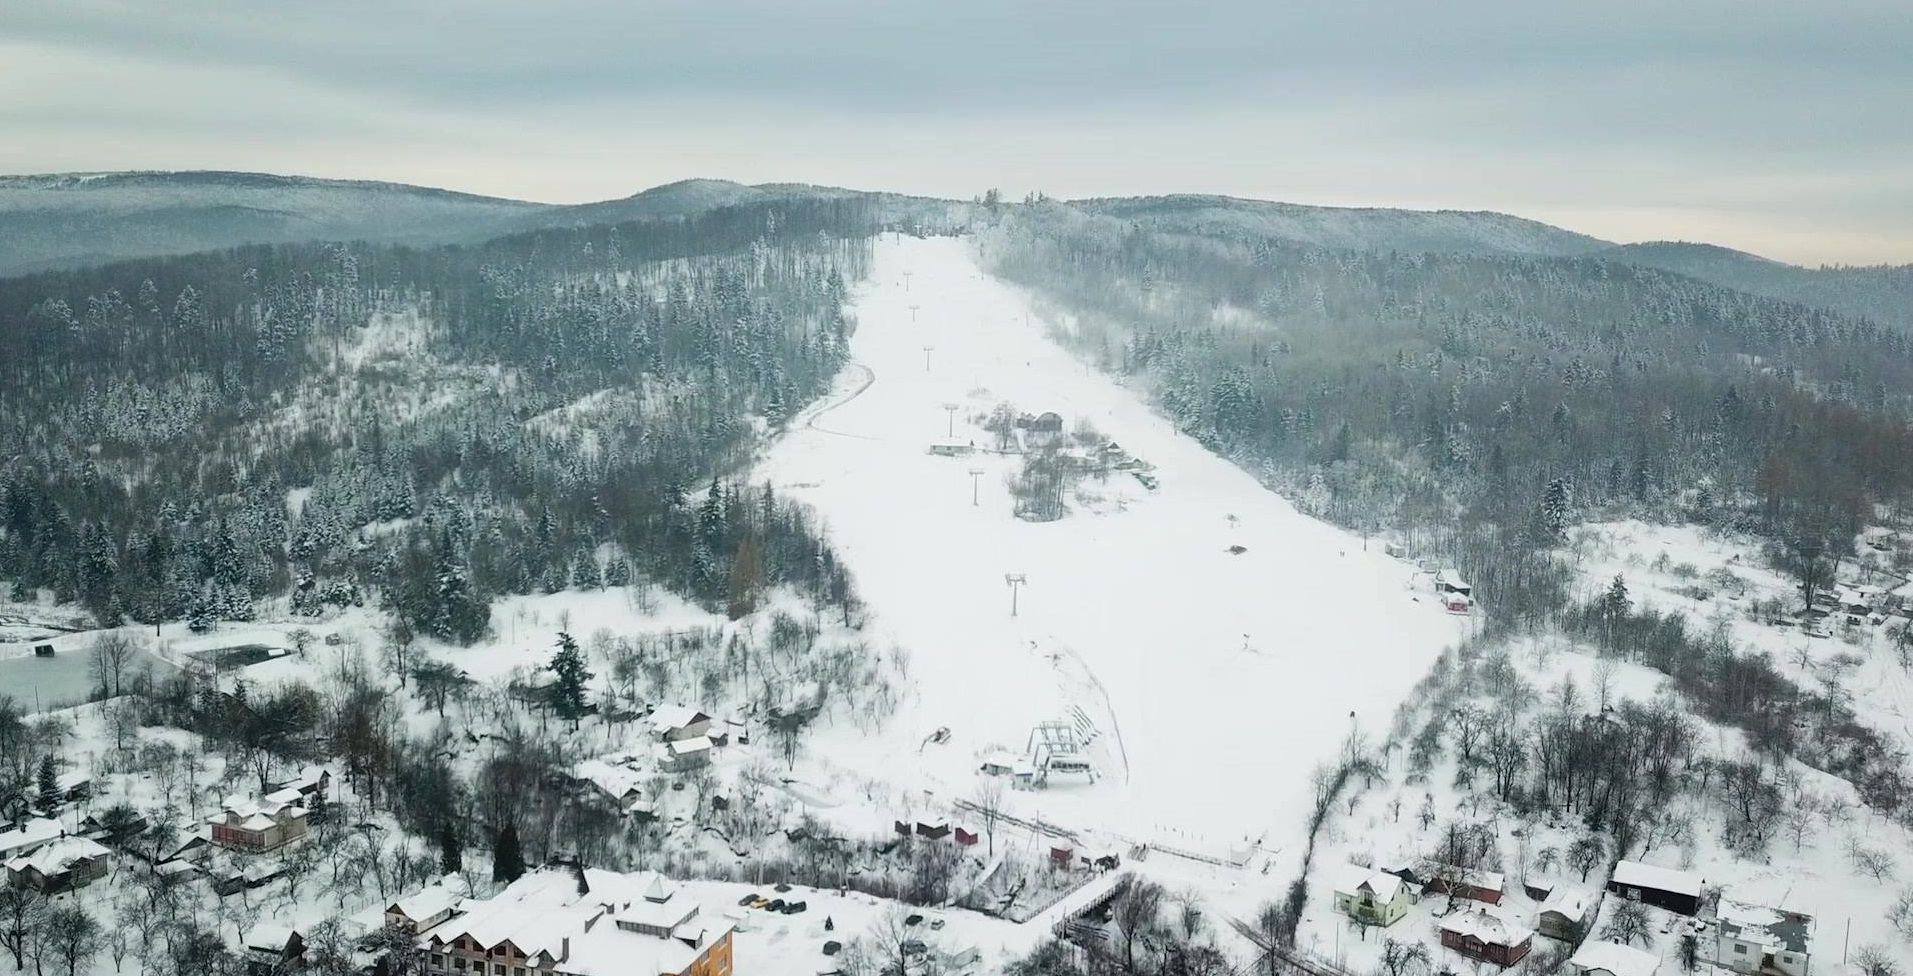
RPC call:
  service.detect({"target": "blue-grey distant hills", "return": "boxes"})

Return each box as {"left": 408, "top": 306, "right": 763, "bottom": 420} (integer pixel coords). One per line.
{"left": 2, "top": 171, "right": 1905, "bottom": 330}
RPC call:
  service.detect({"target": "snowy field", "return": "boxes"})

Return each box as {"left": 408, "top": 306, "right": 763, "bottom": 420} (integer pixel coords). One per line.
{"left": 760, "top": 234, "right": 1465, "bottom": 866}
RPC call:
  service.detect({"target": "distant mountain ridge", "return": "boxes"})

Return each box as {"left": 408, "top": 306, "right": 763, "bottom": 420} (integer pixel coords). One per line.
{"left": 1071, "top": 193, "right": 1616, "bottom": 258}
{"left": 2, "top": 170, "right": 1906, "bottom": 331}
{"left": 0, "top": 171, "right": 550, "bottom": 276}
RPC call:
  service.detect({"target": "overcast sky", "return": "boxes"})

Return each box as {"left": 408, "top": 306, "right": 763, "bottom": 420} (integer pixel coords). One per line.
{"left": 5, "top": 1, "right": 1909, "bottom": 265}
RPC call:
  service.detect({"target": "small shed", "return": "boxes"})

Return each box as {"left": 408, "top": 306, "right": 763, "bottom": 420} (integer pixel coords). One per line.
{"left": 1537, "top": 888, "right": 1592, "bottom": 941}
{"left": 915, "top": 821, "right": 951, "bottom": 841}
{"left": 953, "top": 828, "right": 979, "bottom": 847}
{"left": 32, "top": 644, "right": 54, "bottom": 658}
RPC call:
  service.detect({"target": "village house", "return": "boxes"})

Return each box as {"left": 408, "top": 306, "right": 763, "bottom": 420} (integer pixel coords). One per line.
{"left": 385, "top": 885, "right": 463, "bottom": 934}
{"left": 1569, "top": 940, "right": 1661, "bottom": 976}
{"left": 270, "top": 765, "right": 332, "bottom": 800}
{"left": 419, "top": 868, "right": 733, "bottom": 976}
{"left": 1025, "top": 411, "right": 1066, "bottom": 449}
{"left": 573, "top": 758, "right": 646, "bottom": 806}
{"left": 243, "top": 924, "right": 306, "bottom": 976}
{"left": 5, "top": 836, "right": 111, "bottom": 893}
{"left": 650, "top": 705, "right": 714, "bottom": 743}
{"left": 1439, "top": 907, "right": 1534, "bottom": 968}
{"left": 208, "top": 794, "right": 311, "bottom": 853}
{"left": 0, "top": 817, "right": 65, "bottom": 862}
{"left": 1536, "top": 887, "right": 1593, "bottom": 941}
{"left": 1424, "top": 864, "right": 1505, "bottom": 905}
{"left": 1331, "top": 864, "right": 1414, "bottom": 928}
{"left": 1711, "top": 899, "right": 1812, "bottom": 976}
{"left": 1608, "top": 861, "right": 1704, "bottom": 916}
{"left": 663, "top": 736, "right": 714, "bottom": 773}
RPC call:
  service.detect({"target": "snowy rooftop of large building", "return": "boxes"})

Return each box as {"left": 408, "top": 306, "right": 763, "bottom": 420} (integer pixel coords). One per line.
{"left": 1570, "top": 940, "right": 1660, "bottom": 976}
{"left": 1611, "top": 860, "right": 1702, "bottom": 898}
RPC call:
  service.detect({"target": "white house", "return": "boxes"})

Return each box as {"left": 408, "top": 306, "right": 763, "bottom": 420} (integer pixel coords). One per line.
{"left": 1569, "top": 940, "right": 1660, "bottom": 976}
{"left": 1331, "top": 863, "right": 1414, "bottom": 927}
{"left": 663, "top": 736, "right": 713, "bottom": 772}
{"left": 1712, "top": 900, "right": 1812, "bottom": 976}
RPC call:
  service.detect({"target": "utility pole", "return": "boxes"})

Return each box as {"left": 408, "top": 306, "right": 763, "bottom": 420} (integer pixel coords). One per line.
{"left": 942, "top": 403, "right": 958, "bottom": 436}
{"left": 902, "top": 271, "right": 913, "bottom": 292}
{"left": 922, "top": 345, "right": 934, "bottom": 370}
{"left": 1004, "top": 573, "right": 1027, "bottom": 617}
{"left": 969, "top": 468, "right": 985, "bottom": 506}
{"left": 910, "top": 304, "right": 922, "bottom": 323}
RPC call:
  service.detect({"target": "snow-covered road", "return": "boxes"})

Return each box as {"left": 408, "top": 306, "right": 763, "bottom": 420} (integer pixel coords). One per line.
{"left": 762, "top": 234, "right": 1463, "bottom": 867}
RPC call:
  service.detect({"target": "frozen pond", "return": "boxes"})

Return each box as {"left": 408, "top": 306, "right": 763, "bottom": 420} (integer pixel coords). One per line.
{"left": 0, "top": 641, "right": 177, "bottom": 711}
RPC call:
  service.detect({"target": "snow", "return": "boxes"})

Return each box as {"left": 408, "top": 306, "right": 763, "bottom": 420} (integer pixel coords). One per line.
{"left": 1437, "top": 905, "right": 1533, "bottom": 948}
{"left": 1611, "top": 860, "right": 1703, "bottom": 898}
{"left": 1569, "top": 940, "right": 1662, "bottom": 976}
{"left": 761, "top": 234, "right": 1463, "bottom": 865}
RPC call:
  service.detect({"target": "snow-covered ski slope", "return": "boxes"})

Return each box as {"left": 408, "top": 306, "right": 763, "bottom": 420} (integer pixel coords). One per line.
{"left": 764, "top": 234, "right": 1463, "bottom": 860}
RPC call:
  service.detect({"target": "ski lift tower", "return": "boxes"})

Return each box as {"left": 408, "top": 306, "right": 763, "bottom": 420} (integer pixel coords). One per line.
{"left": 1027, "top": 720, "right": 1095, "bottom": 786}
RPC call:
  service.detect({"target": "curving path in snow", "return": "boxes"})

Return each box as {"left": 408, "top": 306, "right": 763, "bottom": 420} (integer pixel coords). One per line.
{"left": 762, "top": 234, "right": 1463, "bottom": 868}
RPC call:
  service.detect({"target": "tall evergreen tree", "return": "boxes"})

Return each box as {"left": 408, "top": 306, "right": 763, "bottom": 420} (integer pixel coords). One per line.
{"left": 492, "top": 824, "right": 525, "bottom": 884}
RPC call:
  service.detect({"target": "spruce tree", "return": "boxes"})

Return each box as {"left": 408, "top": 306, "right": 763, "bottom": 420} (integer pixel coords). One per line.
{"left": 36, "top": 756, "right": 59, "bottom": 812}
{"left": 492, "top": 824, "right": 524, "bottom": 884}
{"left": 549, "top": 632, "right": 593, "bottom": 724}
{"left": 438, "top": 821, "right": 461, "bottom": 875}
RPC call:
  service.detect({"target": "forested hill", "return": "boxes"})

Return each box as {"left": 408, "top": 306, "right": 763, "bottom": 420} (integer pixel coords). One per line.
{"left": 0, "top": 172, "right": 548, "bottom": 277}
{"left": 0, "top": 172, "right": 966, "bottom": 277}
{"left": 1069, "top": 194, "right": 1616, "bottom": 258}
{"left": 0, "top": 197, "right": 884, "bottom": 637}
{"left": 1603, "top": 241, "right": 1913, "bottom": 334}
{"left": 983, "top": 205, "right": 1913, "bottom": 619}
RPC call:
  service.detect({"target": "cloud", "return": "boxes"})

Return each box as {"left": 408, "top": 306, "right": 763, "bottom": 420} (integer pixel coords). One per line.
{"left": 4, "top": 0, "right": 1910, "bottom": 263}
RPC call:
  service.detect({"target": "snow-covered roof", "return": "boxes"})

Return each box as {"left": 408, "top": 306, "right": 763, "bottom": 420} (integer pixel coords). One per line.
{"left": 1611, "top": 860, "right": 1701, "bottom": 898}
{"left": 1717, "top": 899, "right": 1811, "bottom": 955}
{"left": 1439, "top": 907, "right": 1533, "bottom": 948}
{"left": 1539, "top": 887, "right": 1592, "bottom": 923}
{"left": 244, "top": 923, "right": 298, "bottom": 953}
{"left": 391, "top": 884, "right": 461, "bottom": 923}
{"left": 422, "top": 869, "right": 729, "bottom": 976}
{"left": 1331, "top": 863, "right": 1404, "bottom": 901}
{"left": 54, "top": 770, "right": 90, "bottom": 791}
{"left": 0, "top": 818, "right": 64, "bottom": 857}
{"left": 209, "top": 794, "right": 306, "bottom": 829}
{"left": 649, "top": 704, "right": 710, "bottom": 733}
{"left": 3, "top": 836, "right": 108, "bottom": 876}
{"left": 668, "top": 736, "right": 713, "bottom": 757}
{"left": 574, "top": 758, "right": 645, "bottom": 799}
{"left": 1570, "top": 940, "right": 1660, "bottom": 976}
